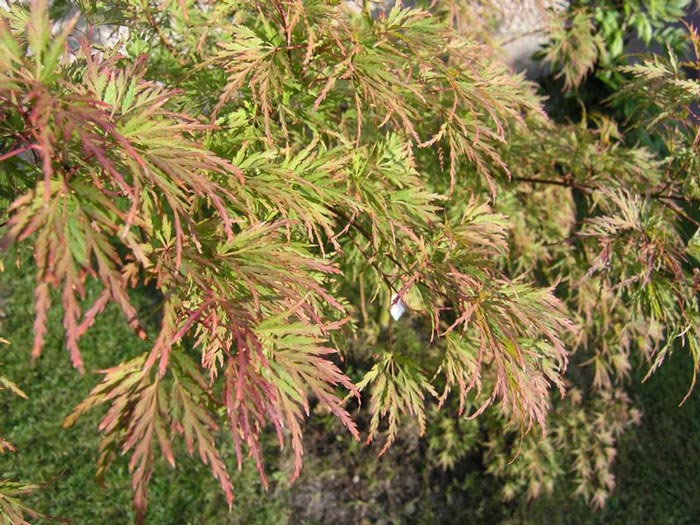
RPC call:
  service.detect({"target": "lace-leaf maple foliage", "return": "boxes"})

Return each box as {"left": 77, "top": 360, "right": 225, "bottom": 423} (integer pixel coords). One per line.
{"left": 2, "top": 0, "right": 700, "bottom": 522}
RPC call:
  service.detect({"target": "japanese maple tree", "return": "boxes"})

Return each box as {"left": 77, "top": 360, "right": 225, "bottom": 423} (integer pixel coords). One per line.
{"left": 1, "top": 0, "right": 700, "bottom": 522}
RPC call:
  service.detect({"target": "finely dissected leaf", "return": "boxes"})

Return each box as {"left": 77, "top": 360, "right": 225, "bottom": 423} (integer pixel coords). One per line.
{"left": 0, "top": 375, "right": 26, "bottom": 400}
{"left": 358, "top": 352, "right": 437, "bottom": 455}
{"left": 63, "top": 354, "right": 160, "bottom": 523}
{"left": 257, "top": 317, "right": 360, "bottom": 476}
{"left": 0, "top": 479, "right": 43, "bottom": 525}
{"left": 170, "top": 351, "right": 234, "bottom": 508}
{"left": 0, "top": 12, "right": 244, "bottom": 370}
{"left": 542, "top": 8, "right": 602, "bottom": 90}
{"left": 63, "top": 351, "right": 232, "bottom": 523}
{"left": 4, "top": 0, "right": 700, "bottom": 517}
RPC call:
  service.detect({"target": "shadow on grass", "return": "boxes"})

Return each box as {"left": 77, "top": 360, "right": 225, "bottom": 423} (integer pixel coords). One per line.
{"left": 513, "top": 352, "right": 700, "bottom": 525}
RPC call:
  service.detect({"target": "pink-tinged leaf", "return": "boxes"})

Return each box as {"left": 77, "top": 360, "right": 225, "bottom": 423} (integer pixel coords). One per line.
{"left": 0, "top": 435, "right": 16, "bottom": 454}
{"left": 171, "top": 352, "right": 235, "bottom": 507}
{"left": 144, "top": 301, "right": 178, "bottom": 376}
{"left": 31, "top": 281, "right": 50, "bottom": 362}
{"left": 76, "top": 288, "right": 111, "bottom": 339}
{"left": 62, "top": 272, "right": 84, "bottom": 373}
{"left": 0, "top": 144, "right": 35, "bottom": 163}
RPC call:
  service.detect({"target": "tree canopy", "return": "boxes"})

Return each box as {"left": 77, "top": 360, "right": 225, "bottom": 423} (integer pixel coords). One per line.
{"left": 1, "top": 0, "right": 700, "bottom": 522}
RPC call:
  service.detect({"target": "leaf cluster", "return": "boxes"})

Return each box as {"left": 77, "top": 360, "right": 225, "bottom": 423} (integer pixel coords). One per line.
{"left": 2, "top": 0, "right": 700, "bottom": 521}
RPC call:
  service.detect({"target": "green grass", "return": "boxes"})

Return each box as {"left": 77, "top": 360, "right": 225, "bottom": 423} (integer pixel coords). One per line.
{"left": 513, "top": 352, "right": 700, "bottom": 525}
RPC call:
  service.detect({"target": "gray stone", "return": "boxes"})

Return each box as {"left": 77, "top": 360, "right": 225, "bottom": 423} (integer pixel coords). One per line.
{"left": 490, "top": 0, "right": 569, "bottom": 76}
{"left": 52, "top": 5, "right": 129, "bottom": 54}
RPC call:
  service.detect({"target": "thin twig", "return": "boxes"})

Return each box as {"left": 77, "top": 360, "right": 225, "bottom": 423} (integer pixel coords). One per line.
{"left": 145, "top": 11, "right": 185, "bottom": 65}
{"left": 513, "top": 175, "right": 700, "bottom": 206}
